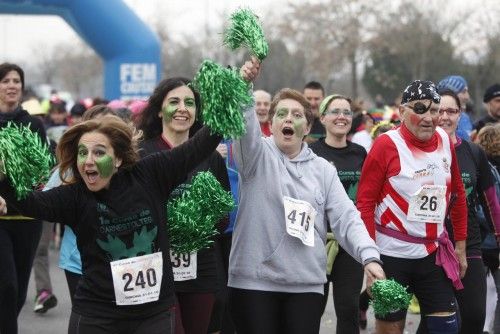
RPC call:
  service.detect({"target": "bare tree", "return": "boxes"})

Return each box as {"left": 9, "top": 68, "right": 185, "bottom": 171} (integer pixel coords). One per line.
{"left": 277, "top": 0, "right": 384, "bottom": 97}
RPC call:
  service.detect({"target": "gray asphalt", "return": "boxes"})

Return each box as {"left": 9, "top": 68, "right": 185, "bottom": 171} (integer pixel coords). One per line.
{"left": 18, "top": 249, "right": 420, "bottom": 333}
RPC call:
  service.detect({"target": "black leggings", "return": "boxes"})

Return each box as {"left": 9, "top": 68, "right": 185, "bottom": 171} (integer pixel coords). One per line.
{"left": 68, "top": 310, "right": 174, "bottom": 334}
{"left": 322, "top": 247, "right": 364, "bottom": 334}
{"left": 455, "top": 257, "right": 486, "bottom": 333}
{"left": 0, "top": 220, "right": 42, "bottom": 334}
{"left": 230, "top": 288, "right": 323, "bottom": 334}
{"left": 174, "top": 292, "right": 215, "bottom": 334}
{"left": 64, "top": 270, "right": 82, "bottom": 305}
{"left": 416, "top": 257, "right": 486, "bottom": 334}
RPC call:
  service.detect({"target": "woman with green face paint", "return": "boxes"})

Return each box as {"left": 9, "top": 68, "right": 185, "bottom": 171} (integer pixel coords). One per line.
{"left": 0, "top": 106, "right": 223, "bottom": 333}
{"left": 138, "top": 77, "right": 231, "bottom": 334}
{"left": 227, "top": 58, "right": 385, "bottom": 334}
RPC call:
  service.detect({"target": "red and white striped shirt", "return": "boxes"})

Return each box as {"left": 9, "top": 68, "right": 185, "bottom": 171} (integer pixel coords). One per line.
{"left": 357, "top": 124, "right": 467, "bottom": 258}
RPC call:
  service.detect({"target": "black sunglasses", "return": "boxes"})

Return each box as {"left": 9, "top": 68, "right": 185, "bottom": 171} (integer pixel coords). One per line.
{"left": 405, "top": 101, "right": 432, "bottom": 115}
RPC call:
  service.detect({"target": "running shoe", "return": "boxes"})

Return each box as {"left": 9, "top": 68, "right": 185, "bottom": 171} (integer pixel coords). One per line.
{"left": 34, "top": 290, "right": 58, "bottom": 313}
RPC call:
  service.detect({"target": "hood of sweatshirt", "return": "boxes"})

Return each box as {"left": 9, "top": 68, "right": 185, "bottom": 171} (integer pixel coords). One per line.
{"left": 263, "top": 136, "right": 317, "bottom": 179}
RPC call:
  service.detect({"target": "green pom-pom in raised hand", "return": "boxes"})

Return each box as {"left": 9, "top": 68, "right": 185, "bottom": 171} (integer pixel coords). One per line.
{"left": 0, "top": 122, "right": 54, "bottom": 199}
{"left": 192, "top": 60, "right": 252, "bottom": 139}
{"left": 223, "top": 8, "right": 268, "bottom": 61}
{"left": 167, "top": 171, "right": 235, "bottom": 254}
{"left": 370, "top": 279, "right": 412, "bottom": 317}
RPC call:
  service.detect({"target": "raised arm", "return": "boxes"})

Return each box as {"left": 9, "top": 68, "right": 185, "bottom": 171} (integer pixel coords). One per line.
{"left": 139, "top": 126, "right": 222, "bottom": 199}
{"left": 233, "top": 57, "right": 265, "bottom": 179}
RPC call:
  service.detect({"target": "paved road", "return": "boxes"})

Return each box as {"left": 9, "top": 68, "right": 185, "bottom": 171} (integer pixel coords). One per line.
{"left": 19, "top": 249, "right": 421, "bottom": 333}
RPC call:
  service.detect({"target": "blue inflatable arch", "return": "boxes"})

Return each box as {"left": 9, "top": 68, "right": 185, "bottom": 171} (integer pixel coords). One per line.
{"left": 0, "top": 0, "right": 162, "bottom": 100}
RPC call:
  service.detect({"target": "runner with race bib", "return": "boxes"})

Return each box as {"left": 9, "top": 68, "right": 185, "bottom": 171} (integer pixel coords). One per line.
{"left": 138, "top": 77, "right": 229, "bottom": 334}
{"left": 0, "top": 112, "right": 222, "bottom": 333}
{"left": 228, "top": 58, "right": 385, "bottom": 334}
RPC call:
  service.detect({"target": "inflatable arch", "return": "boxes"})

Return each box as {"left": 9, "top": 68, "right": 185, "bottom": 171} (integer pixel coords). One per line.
{"left": 0, "top": 0, "right": 162, "bottom": 100}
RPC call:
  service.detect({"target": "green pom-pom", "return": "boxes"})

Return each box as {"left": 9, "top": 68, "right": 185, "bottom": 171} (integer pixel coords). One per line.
{"left": 192, "top": 60, "right": 252, "bottom": 139}
{"left": 223, "top": 8, "right": 269, "bottom": 61}
{"left": 167, "top": 171, "right": 235, "bottom": 254}
{"left": 0, "top": 122, "right": 54, "bottom": 200}
{"left": 370, "top": 279, "right": 412, "bottom": 317}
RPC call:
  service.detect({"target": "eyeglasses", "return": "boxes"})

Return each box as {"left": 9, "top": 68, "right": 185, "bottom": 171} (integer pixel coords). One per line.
{"left": 404, "top": 101, "right": 439, "bottom": 115}
{"left": 438, "top": 108, "right": 460, "bottom": 115}
{"left": 323, "top": 109, "right": 353, "bottom": 117}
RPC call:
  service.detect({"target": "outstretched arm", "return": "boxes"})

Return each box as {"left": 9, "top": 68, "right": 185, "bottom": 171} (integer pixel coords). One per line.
{"left": 234, "top": 57, "right": 265, "bottom": 179}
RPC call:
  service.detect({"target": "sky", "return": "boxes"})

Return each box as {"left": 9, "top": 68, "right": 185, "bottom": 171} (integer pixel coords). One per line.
{"left": 0, "top": 0, "right": 283, "bottom": 62}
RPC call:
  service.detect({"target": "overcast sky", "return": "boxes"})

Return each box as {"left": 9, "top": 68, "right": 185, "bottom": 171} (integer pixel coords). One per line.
{"left": 0, "top": 0, "right": 284, "bottom": 62}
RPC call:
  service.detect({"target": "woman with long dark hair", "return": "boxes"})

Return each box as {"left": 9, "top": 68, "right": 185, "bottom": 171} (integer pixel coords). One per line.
{"left": 138, "top": 77, "right": 229, "bottom": 334}
{"left": 0, "top": 62, "right": 46, "bottom": 334}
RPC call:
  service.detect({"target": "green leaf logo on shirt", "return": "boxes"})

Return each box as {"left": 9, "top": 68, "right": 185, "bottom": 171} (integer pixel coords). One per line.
{"left": 347, "top": 182, "right": 359, "bottom": 201}
{"left": 97, "top": 226, "right": 158, "bottom": 260}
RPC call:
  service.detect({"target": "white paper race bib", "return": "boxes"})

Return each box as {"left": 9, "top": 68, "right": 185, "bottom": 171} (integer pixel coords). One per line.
{"left": 283, "top": 196, "right": 316, "bottom": 247}
{"left": 110, "top": 252, "right": 163, "bottom": 306}
{"left": 407, "top": 185, "right": 447, "bottom": 223}
{"left": 170, "top": 251, "right": 197, "bottom": 281}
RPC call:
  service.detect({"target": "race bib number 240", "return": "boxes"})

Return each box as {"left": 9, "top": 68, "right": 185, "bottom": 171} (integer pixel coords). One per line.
{"left": 110, "top": 252, "right": 163, "bottom": 306}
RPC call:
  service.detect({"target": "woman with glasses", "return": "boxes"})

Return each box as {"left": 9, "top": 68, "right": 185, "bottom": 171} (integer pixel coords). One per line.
{"left": 309, "top": 94, "right": 368, "bottom": 333}
{"left": 228, "top": 58, "right": 385, "bottom": 334}
{"left": 357, "top": 80, "right": 468, "bottom": 334}
{"left": 438, "top": 89, "right": 500, "bottom": 333}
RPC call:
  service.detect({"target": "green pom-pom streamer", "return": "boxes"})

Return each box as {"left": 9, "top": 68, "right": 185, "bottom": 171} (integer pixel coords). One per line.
{"left": 167, "top": 171, "right": 235, "bottom": 254}
{"left": 223, "top": 8, "right": 268, "bottom": 61}
{"left": 370, "top": 279, "right": 412, "bottom": 317}
{"left": 0, "top": 122, "right": 54, "bottom": 200}
{"left": 192, "top": 60, "right": 252, "bottom": 139}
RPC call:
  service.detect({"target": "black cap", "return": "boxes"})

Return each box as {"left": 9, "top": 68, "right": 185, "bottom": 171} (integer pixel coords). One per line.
{"left": 483, "top": 83, "right": 500, "bottom": 103}
{"left": 401, "top": 80, "right": 441, "bottom": 105}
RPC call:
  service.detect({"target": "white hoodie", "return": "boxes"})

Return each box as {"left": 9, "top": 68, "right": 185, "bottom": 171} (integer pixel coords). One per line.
{"left": 229, "top": 102, "right": 380, "bottom": 294}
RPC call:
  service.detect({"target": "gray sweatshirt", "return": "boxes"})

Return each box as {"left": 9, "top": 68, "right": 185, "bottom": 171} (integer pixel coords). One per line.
{"left": 228, "top": 103, "right": 380, "bottom": 294}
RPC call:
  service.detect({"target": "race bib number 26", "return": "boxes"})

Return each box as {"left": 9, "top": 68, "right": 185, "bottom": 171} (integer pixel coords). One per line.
{"left": 283, "top": 196, "right": 317, "bottom": 247}
{"left": 110, "top": 252, "right": 163, "bottom": 306}
{"left": 407, "top": 185, "right": 447, "bottom": 223}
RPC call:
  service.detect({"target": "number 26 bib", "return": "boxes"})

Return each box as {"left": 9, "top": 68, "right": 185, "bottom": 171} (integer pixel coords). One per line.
{"left": 283, "top": 196, "right": 317, "bottom": 247}
{"left": 407, "top": 185, "right": 447, "bottom": 223}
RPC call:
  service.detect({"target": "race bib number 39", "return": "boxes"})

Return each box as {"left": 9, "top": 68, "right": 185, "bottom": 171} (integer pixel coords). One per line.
{"left": 407, "top": 185, "right": 447, "bottom": 223}
{"left": 283, "top": 196, "right": 317, "bottom": 247}
{"left": 170, "top": 251, "right": 197, "bottom": 281}
{"left": 110, "top": 252, "right": 163, "bottom": 306}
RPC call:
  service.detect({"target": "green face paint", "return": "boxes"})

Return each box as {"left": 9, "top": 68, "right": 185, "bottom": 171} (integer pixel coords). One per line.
{"left": 161, "top": 104, "right": 177, "bottom": 121}
{"left": 293, "top": 118, "right": 307, "bottom": 138}
{"left": 274, "top": 108, "right": 306, "bottom": 138}
{"left": 77, "top": 144, "right": 88, "bottom": 165}
{"left": 184, "top": 97, "right": 195, "bottom": 108}
{"left": 95, "top": 155, "right": 114, "bottom": 178}
{"left": 275, "top": 108, "right": 288, "bottom": 119}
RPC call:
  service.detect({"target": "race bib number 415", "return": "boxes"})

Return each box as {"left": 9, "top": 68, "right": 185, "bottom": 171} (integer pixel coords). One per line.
{"left": 283, "top": 196, "right": 317, "bottom": 247}
{"left": 407, "top": 185, "right": 447, "bottom": 223}
{"left": 110, "top": 252, "right": 163, "bottom": 306}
